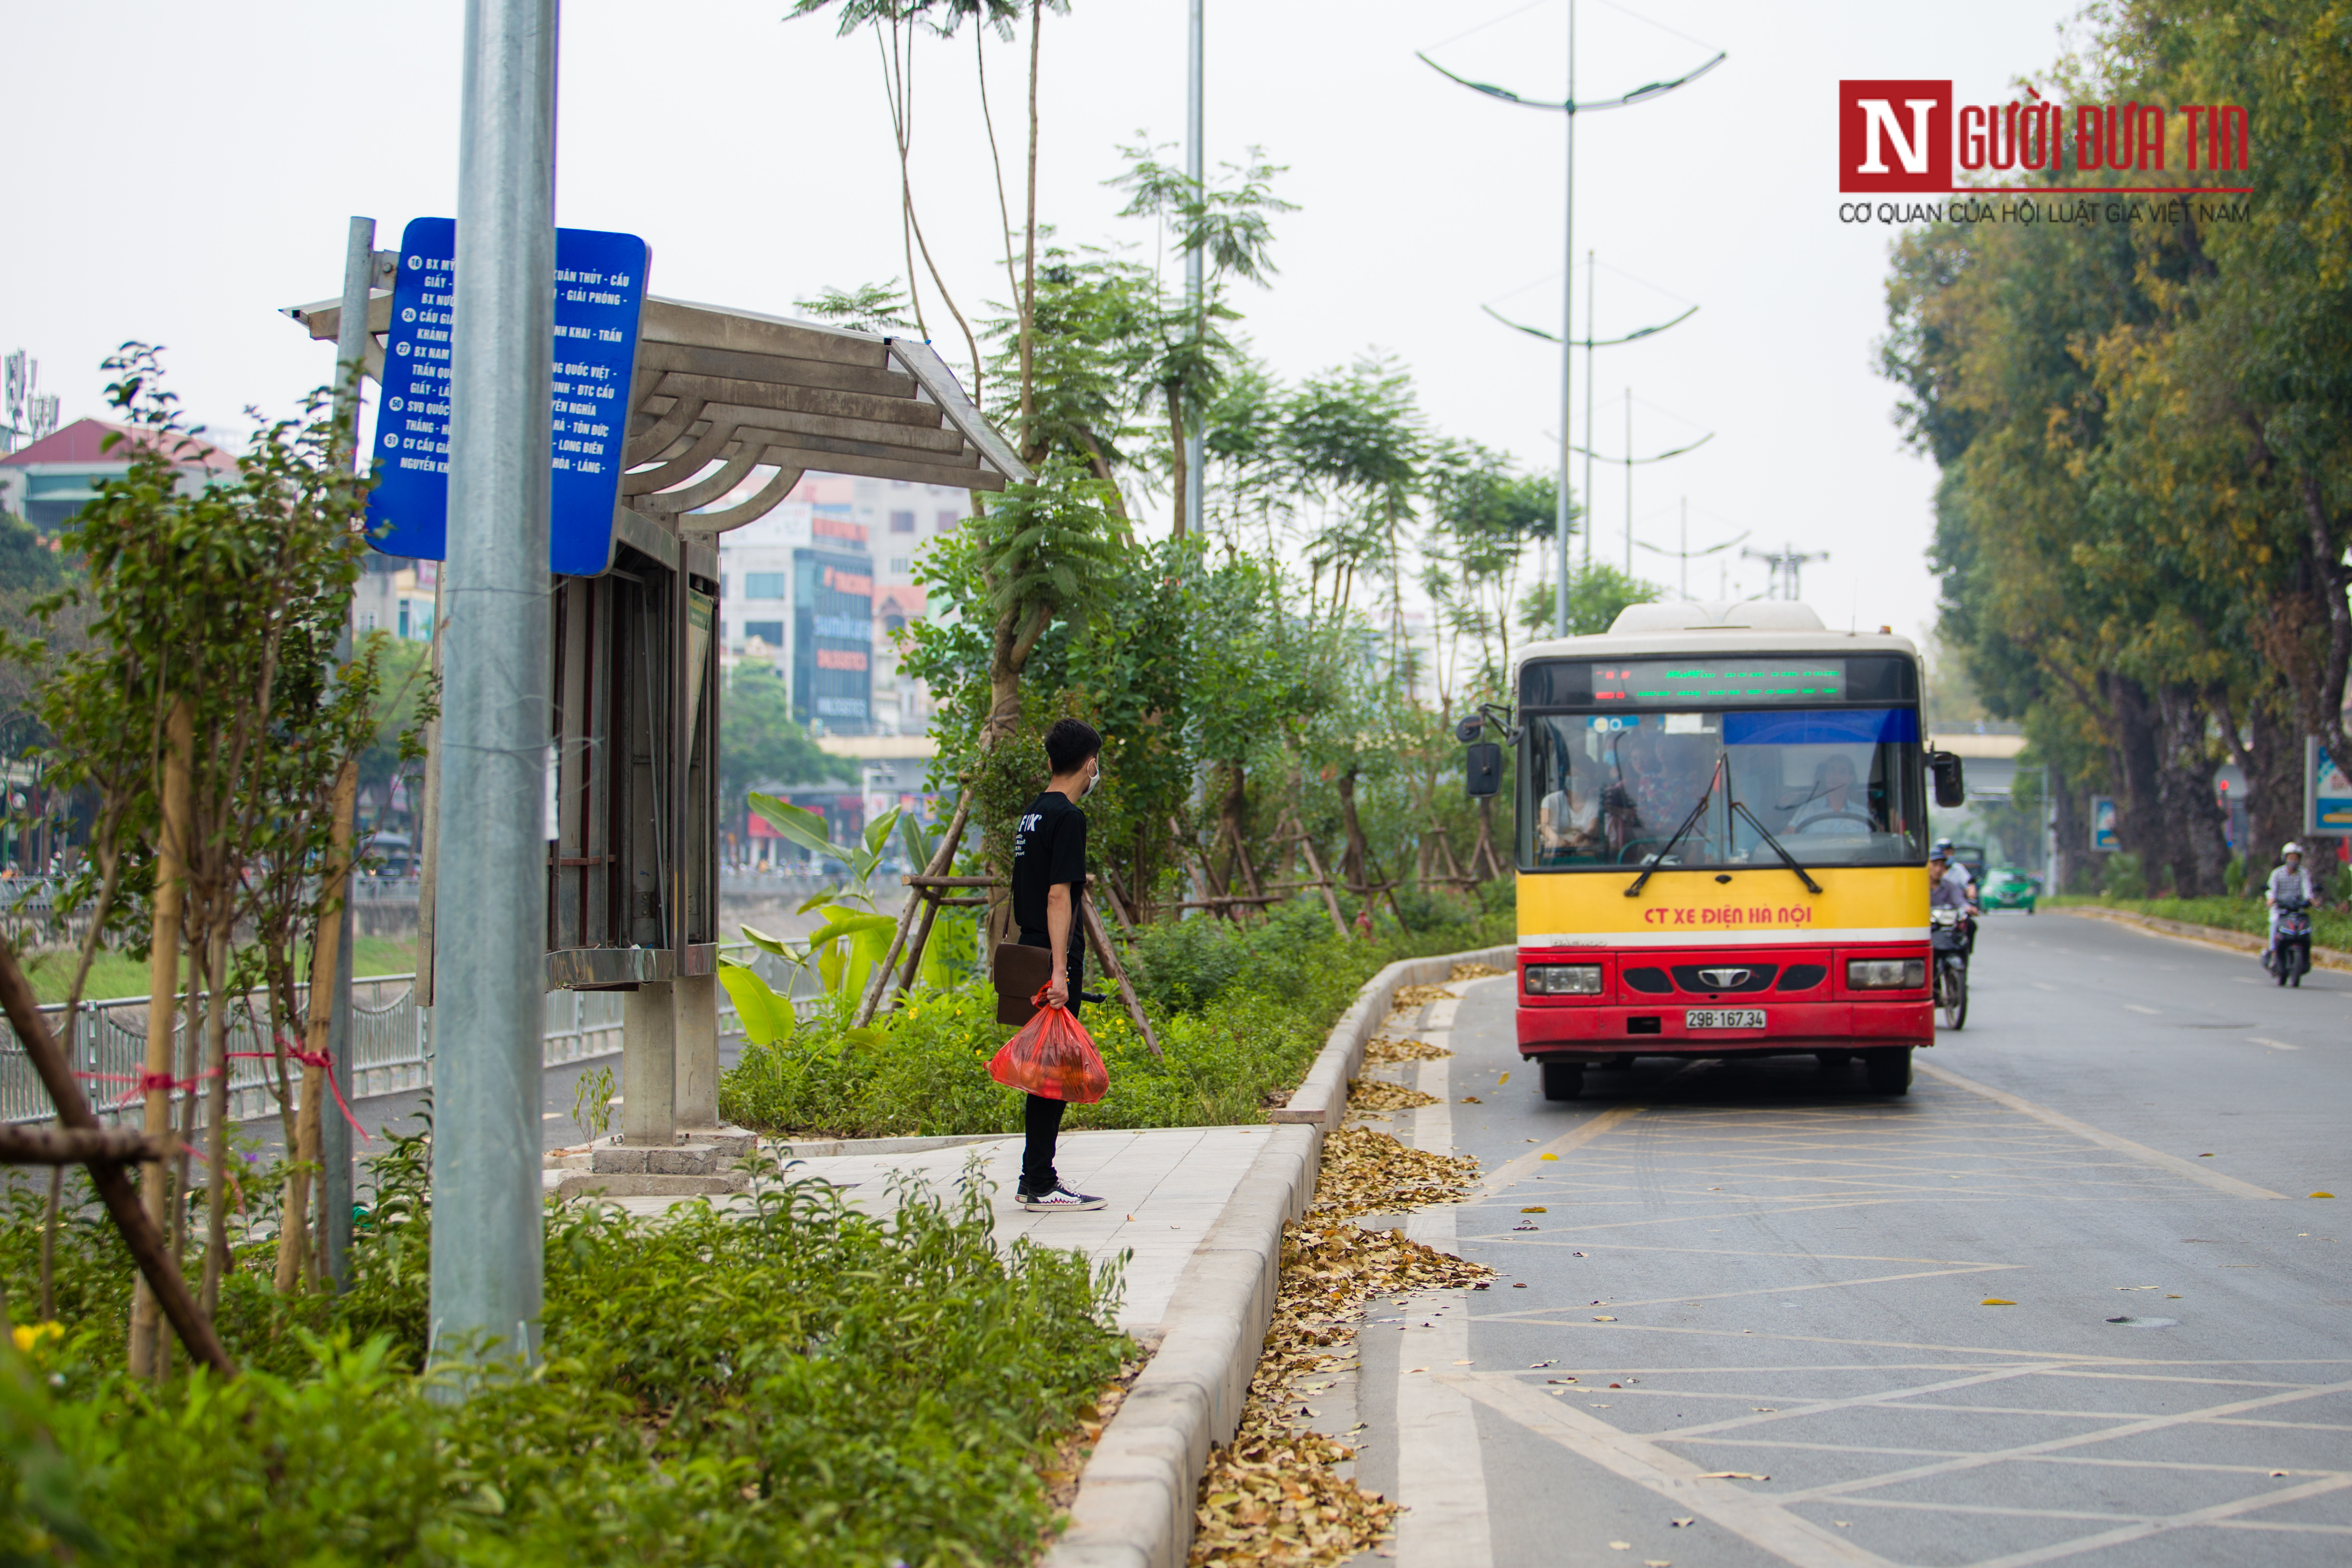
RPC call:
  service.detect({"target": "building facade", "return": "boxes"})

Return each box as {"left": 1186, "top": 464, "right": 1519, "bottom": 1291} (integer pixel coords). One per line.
{"left": 712, "top": 472, "right": 970, "bottom": 735}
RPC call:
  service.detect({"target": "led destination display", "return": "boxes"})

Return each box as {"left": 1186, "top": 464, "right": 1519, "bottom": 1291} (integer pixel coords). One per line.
{"left": 1591, "top": 658, "right": 1847, "bottom": 706}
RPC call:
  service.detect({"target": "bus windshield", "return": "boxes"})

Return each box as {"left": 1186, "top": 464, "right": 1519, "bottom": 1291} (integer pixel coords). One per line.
{"left": 1521, "top": 707, "right": 1926, "bottom": 871}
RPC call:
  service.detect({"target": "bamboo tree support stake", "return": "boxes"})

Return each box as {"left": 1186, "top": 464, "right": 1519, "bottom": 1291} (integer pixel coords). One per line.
{"left": 1285, "top": 816, "right": 1351, "bottom": 938}
{"left": 853, "top": 794, "right": 971, "bottom": 1028}
{"left": 0, "top": 942, "right": 234, "bottom": 1376}
{"left": 277, "top": 758, "right": 356, "bottom": 1294}
{"left": 1078, "top": 892, "right": 1160, "bottom": 1057}
{"left": 128, "top": 698, "right": 191, "bottom": 1380}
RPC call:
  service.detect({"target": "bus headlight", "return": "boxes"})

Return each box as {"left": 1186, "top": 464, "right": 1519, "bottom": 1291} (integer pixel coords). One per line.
{"left": 1847, "top": 959, "right": 1926, "bottom": 989}
{"left": 1525, "top": 964, "right": 1603, "bottom": 996}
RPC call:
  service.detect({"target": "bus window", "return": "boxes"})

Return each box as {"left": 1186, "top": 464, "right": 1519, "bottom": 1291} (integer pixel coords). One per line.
{"left": 1521, "top": 707, "right": 1924, "bottom": 870}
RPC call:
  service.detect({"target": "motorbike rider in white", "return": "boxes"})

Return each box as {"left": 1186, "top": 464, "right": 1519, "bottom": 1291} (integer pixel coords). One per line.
{"left": 2265, "top": 842, "right": 2316, "bottom": 962}
{"left": 1929, "top": 849, "right": 1979, "bottom": 957}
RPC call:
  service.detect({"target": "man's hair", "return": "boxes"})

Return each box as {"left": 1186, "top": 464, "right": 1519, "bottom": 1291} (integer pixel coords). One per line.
{"left": 1044, "top": 718, "right": 1103, "bottom": 775}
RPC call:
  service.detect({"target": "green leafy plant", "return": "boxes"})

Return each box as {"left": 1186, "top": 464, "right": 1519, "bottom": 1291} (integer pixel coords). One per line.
{"left": 568, "top": 1063, "right": 616, "bottom": 1145}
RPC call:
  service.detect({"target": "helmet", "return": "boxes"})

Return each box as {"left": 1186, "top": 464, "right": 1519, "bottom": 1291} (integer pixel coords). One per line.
{"left": 2282, "top": 841, "right": 2304, "bottom": 858}
{"left": 1933, "top": 837, "right": 1955, "bottom": 853}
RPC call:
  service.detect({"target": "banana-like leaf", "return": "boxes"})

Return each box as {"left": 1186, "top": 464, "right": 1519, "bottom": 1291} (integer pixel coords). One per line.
{"left": 749, "top": 793, "right": 836, "bottom": 859}
{"left": 716, "top": 959, "right": 792, "bottom": 1046}
{"left": 896, "top": 813, "right": 931, "bottom": 877}
{"left": 795, "top": 885, "right": 844, "bottom": 916}
{"left": 739, "top": 923, "right": 795, "bottom": 958}
{"left": 863, "top": 806, "right": 901, "bottom": 855}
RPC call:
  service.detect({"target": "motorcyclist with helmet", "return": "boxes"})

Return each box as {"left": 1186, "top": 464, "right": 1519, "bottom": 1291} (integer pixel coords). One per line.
{"left": 2264, "top": 842, "right": 2317, "bottom": 978}
{"left": 1929, "top": 847, "right": 1980, "bottom": 939}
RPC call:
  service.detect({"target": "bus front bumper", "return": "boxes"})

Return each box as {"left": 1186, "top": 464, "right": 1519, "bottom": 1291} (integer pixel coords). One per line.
{"left": 1516, "top": 1000, "right": 1932, "bottom": 1055}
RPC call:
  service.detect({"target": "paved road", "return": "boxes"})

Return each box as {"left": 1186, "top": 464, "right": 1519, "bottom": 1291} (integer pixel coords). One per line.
{"left": 1342, "top": 911, "right": 2351, "bottom": 1568}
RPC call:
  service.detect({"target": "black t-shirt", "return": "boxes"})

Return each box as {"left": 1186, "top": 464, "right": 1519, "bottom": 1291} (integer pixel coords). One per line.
{"left": 1011, "top": 791, "right": 1087, "bottom": 934}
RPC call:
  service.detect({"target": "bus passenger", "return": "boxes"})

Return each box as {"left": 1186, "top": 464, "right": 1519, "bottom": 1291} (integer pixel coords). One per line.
{"left": 1538, "top": 769, "right": 1602, "bottom": 858}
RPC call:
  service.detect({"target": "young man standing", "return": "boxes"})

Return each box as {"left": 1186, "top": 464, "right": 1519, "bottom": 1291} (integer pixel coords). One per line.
{"left": 1007, "top": 718, "right": 1108, "bottom": 1212}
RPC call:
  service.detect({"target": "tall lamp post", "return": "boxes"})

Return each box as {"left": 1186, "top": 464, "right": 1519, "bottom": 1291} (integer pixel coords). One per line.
{"left": 1184, "top": 0, "right": 1205, "bottom": 542}
{"left": 1485, "top": 252, "right": 1697, "bottom": 574}
{"left": 1422, "top": 10, "right": 1723, "bottom": 636}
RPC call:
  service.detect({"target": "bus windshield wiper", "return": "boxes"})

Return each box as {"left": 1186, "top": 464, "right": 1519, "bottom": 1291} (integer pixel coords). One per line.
{"left": 1624, "top": 756, "right": 1723, "bottom": 898}
{"left": 1729, "top": 799, "right": 1823, "bottom": 895}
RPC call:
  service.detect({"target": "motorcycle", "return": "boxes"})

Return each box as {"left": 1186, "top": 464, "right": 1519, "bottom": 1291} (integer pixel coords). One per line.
{"left": 2270, "top": 897, "right": 2313, "bottom": 988}
{"left": 1930, "top": 906, "right": 1972, "bottom": 1029}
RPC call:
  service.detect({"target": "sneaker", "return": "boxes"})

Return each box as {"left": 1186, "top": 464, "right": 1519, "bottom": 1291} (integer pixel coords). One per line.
{"left": 1020, "top": 1183, "right": 1106, "bottom": 1212}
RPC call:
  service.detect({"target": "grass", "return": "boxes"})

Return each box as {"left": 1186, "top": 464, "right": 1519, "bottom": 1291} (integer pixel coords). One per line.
{"left": 2046, "top": 892, "right": 2352, "bottom": 952}
{"left": 16, "top": 936, "right": 420, "bottom": 1005}
{"left": 718, "top": 890, "right": 1513, "bottom": 1140}
{"left": 0, "top": 1123, "right": 1128, "bottom": 1565}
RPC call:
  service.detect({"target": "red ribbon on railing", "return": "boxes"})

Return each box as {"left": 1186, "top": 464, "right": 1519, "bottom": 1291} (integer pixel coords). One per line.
{"left": 74, "top": 1067, "right": 209, "bottom": 1110}
{"left": 226, "top": 1038, "right": 369, "bottom": 1143}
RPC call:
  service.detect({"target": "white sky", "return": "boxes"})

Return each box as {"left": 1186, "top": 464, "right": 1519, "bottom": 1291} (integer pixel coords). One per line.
{"left": 5, "top": 0, "right": 2085, "bottom": 648}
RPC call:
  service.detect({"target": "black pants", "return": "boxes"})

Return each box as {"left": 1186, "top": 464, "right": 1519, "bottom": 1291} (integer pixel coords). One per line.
{"left": 1016, "top": 927, "right": 1082, "bottom": 1193}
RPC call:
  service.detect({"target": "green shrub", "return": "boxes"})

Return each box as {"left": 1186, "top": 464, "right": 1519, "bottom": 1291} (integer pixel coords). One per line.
{"left": 721, "top": 892, "right": 1512, "bottom": 1139}
{"left": 2101, "top": 851, "right": 2148, "bottom": 900}
{"left": 0, "top": 1133, "right": 1127, "bottom": 1565}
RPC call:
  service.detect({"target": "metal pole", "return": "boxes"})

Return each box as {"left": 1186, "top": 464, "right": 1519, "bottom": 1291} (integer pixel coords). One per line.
{"left": 1553, "top": 0, "right": 1576, "bottom": 637}
{"left": 431, "top": 0, "right": 556, "bottom": 1378}
{"left": 323, "top": 214, "right": 375, "bottom": 1294}
{"left": 1679, "top": 496, "right": 1687, "bottom": 600}
{"left": 1581, "top": 248, "right": 1595, "bottom": 573}
{"left": 1623, "top": 390, "right": 1632, "bottom": 577}
{"left": 1184, "top": 0, "right": 1205, "bottom": 543}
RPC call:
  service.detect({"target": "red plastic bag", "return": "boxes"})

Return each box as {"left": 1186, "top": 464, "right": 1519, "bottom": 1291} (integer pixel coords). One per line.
{"left": 988, "top": 990, "right": 1109, "bottom": 1104}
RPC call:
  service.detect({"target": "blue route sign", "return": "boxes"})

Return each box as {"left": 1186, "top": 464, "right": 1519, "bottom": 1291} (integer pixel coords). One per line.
{"left": 367, "top": 215, "right": 650, "bottom": 576}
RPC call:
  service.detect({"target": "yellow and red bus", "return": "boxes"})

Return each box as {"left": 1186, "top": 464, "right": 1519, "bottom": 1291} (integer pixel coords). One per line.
{"left": 1469, "top": 601, "right": 1963, "bottom": 1099}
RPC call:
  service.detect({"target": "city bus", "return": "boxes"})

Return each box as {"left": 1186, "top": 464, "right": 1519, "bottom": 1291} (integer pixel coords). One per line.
{"left": 1464, "top": 600, "right": 1964, "bottom": 1099}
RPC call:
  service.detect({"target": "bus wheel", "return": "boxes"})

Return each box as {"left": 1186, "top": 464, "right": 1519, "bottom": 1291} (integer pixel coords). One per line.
{"left": 1816, "top": 1050, "right": 1853, "bottom": 1073}
{"left": 1541, "top": 1060, "right": 1586, "bottom": 1101}
{"left": 1864, "top": 1046, "right": 1913, "bottom": 1096}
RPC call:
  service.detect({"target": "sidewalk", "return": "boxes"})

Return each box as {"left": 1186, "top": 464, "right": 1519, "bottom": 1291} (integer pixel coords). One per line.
{"left": 609, "top": 1125, "right": 1280, "bottom": 1330}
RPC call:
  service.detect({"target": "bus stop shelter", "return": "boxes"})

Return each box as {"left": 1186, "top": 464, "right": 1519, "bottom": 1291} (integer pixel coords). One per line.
{"left": 288, "top": 280, "right": 1029, "bottom": 1150}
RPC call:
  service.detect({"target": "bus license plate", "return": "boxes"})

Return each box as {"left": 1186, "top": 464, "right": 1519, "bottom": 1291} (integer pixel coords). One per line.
{"left": 1685, "top": 1008, "right": 1766, "bottom": 1030}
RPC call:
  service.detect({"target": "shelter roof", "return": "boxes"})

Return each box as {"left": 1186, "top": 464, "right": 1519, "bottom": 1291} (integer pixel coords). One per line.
{"left": 287, "top": 289, "right": 1028, "bottom": 540}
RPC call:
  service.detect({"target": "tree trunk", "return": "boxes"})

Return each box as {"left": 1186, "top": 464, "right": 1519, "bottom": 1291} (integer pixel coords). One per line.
{"left": 2050, "top": 772, "right": 2087, "bottom": 894}
{"left": 1336, "top": 769, "right": 1370, "bottom": 890}
{"left": 2153, "top": 683, "right": 2229, "bottom": 897}
{"left": 128, "top": 698, "right": 191, "bottom": 1381}
{"left": 1168, "top": 394, "right": 1188, "bottom": 543}
{"left": 2100, "top": 672, "right": 2165, "bottom": 882}
{"left": 277, "top": 758, "right": 356, "bottom": 1295}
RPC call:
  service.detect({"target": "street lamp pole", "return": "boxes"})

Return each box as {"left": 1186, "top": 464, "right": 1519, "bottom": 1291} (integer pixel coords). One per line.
{"left": 1553, "top": 0, "right": 1576, "bottom": 636}
{"left": 1185, "top": 0, "right": 1205, "bottom": 543}
{"left": 1421, "top": 18, "right": 1722, "bottom": 638}
{"left": 431, "top": 0, "right": 557, "bottom": 1381}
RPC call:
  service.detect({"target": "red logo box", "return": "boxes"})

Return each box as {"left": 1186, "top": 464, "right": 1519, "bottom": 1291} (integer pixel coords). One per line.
{"left": 1839, "top": 80, "right": 1952, "bottom": 193}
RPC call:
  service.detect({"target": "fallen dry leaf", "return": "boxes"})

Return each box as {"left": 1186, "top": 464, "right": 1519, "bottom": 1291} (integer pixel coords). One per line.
{"left": 1609, "top": 1544, "right": 1631, "bottom": 1552}
{"left": 1390, "top": 983, "right": 1456, "bottom": 1011}
{"left": 1312, "top": 1126, "right": 1480, "bottom": 1218}
{"left": 1348, "top": 1078, "right": 1440, "bottom": 1114}
{"left": 1189, "top": 1123, "right": 1494, "bottom": 1566}
{"left": 1362, "top": 1035, "right": 1452, "bottom": 1064}
{"left": 1981, "top": 1298, "right": 2016, "bottom": 1307}
{"left": 1450, "top": 962, "right": 1505, "bottom": 981}
{"left": 1521, "top": 1206, "right": 1548, "bottom": 1214}
{"left": 1696, "top": 1472, "right": 1769, "bottom": 1481}
{"left": 1497, "top": 1071, "right": 1510, "bottom": 1085}
{"left": 1670, "top": 1518, "right": 1694, "bottom": 1528}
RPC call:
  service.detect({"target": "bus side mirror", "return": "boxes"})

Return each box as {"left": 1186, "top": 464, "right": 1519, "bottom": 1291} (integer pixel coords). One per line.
{"left": 1466, "top": 742, "right": 1503, "bottom": 798}
{"left": 1929, "top": 750, "right": 1966, "bottom": 808}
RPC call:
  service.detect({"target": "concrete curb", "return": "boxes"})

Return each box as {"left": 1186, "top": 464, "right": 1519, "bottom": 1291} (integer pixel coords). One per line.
{"left": 1267, "top": 944, "right": 1516, "bottom": 1133}
{"left": 1041, "top": 940, "right": 1512, "bottom": 1568}
{"left": 2059, "top": 905, "right": 2352, "bottom": 973}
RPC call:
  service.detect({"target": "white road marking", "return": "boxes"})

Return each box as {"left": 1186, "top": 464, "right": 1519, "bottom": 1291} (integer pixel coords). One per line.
{"left": 1916, "top": 1063, "right": 2288, "bottom": 1199}
{"left": 2124, "top": 1004, "right": 2162, "bottom": 1016}
{"left": 2031, "top": 983, "right": 2060, "bottom": 992}
{"left": 1473, "top": 1104, "right": 1646, "bottom": 1199}
{"left": 1441, "top": 1371, "right": 1899, "bottom": 1567}
{"left": 2248, "top": 1037, "right": 2301, "bottom": 1051}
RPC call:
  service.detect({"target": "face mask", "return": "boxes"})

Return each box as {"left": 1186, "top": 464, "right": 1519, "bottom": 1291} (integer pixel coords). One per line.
{"left": 1082, "top": 761, "right": 1103, "bottom": 799}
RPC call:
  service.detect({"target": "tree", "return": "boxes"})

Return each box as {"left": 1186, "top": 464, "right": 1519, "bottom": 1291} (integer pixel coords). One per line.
{"left": 1515, "top": 562, "right": 1659, "bottom": 641}
{"left": 0, "top": 511, "right": 64, "bottom": 595}
{"left": 1107, "top": 141, "right": 1294, "bottom": 536}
